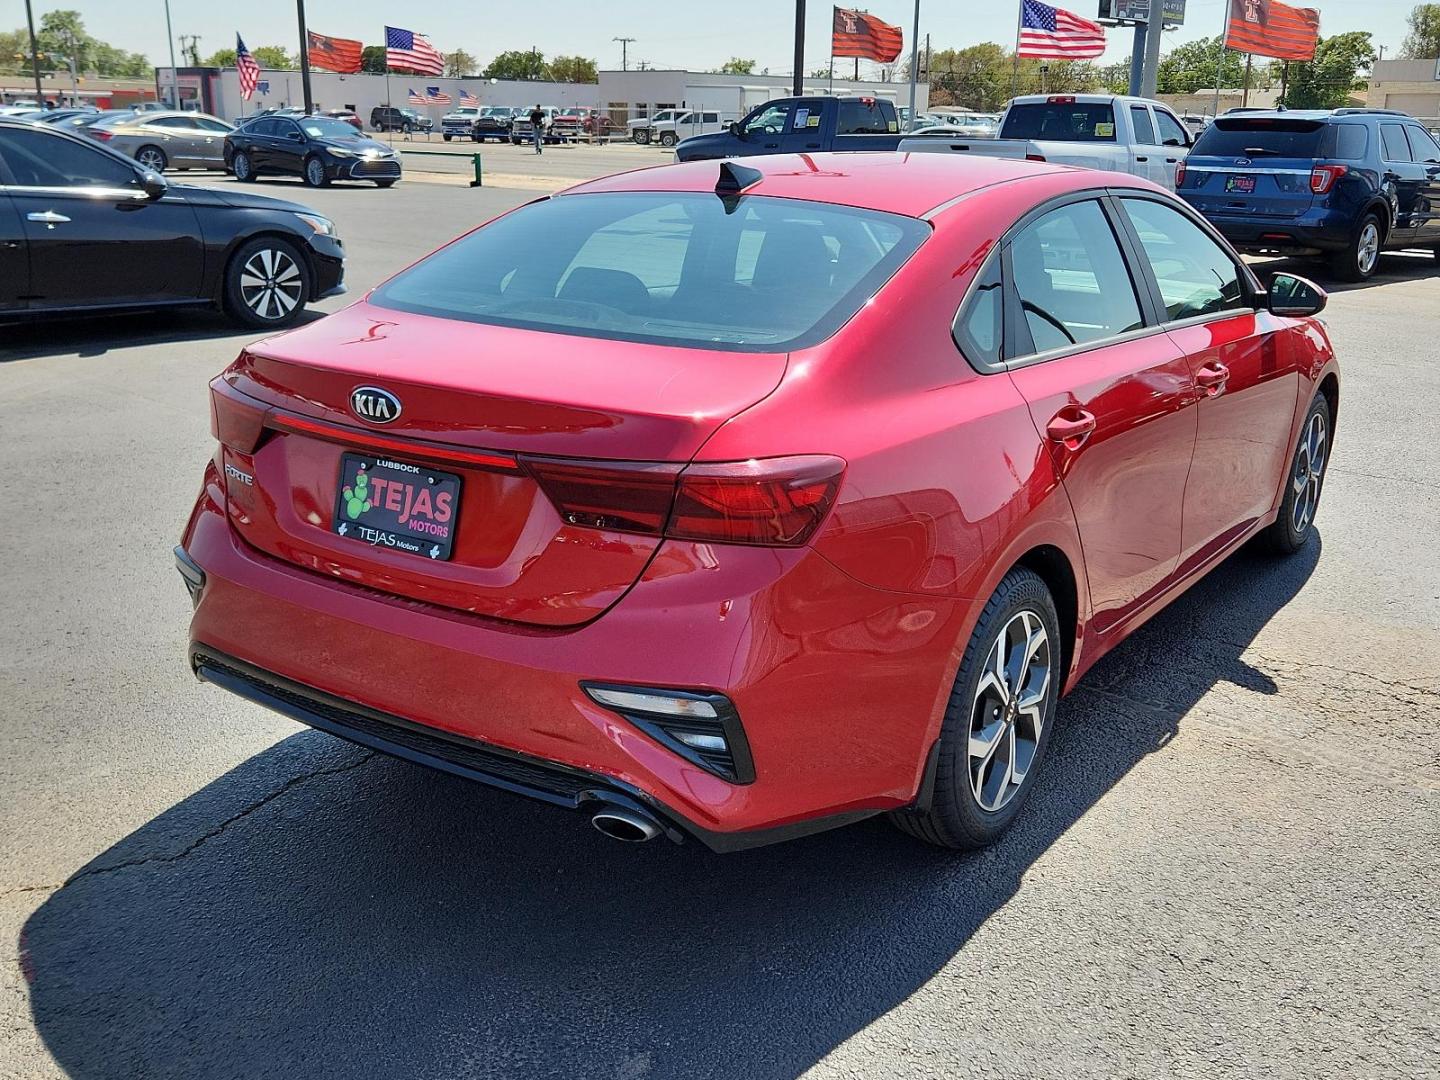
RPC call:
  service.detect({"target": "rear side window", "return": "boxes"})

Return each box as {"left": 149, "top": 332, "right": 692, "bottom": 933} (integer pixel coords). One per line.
{"left": 1001, "top": 103, "right": 1116, "bottom": 142}
{"left": 1380, "top": 124, "right": 1412, "bottom": 162}
{"left": 1119, "top": 198, "right": 1246, "bottom": 322}
{"left": 371, "top": 192, "right": 929, "bottom": 353}
{"left": 1192, "top": 118, "right": 1327, "bottom": 158}
{"left": 1008, "top": 200, "right": 1142, "bottom": 354}
{"left": 837, "top": 100, "right": 894, "bottom": 135}
{"left": 953, "top": 252, "right": 1003, "bottom": 369}
{"left": 1333, "top": 125, "right": 1368, "bottom": 160}
{"left": 1130, "top": 106, "right": 1156, "bottom": 145}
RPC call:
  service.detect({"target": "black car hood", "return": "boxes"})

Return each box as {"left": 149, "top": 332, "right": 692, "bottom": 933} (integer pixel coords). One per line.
{"left": 314, "top": 135, "right": 393, "bottom": 154}
{"left": 175, "top": 184, "right": 317, "bottom": 215}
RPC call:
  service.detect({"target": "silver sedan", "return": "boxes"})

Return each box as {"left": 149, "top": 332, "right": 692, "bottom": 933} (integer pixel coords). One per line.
{"left": 97, "top": 110, "right": 234, "bottom": 171}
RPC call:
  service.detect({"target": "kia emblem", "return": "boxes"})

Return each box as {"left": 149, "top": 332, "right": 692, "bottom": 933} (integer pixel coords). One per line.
{"left": 350, "top": 386, "right": 402, "bottom": 425}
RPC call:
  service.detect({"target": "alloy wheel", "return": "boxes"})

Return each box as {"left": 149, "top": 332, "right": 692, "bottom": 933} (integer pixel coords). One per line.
{"left": 1290, "top": 409, "right": 1328, "bottom": 534}
{"left": 969, "top": 610, "right": 1051, "bottom": 813}
{"left": 1357, "top": 221, "right": 1379, "bottom": 275}
{"left": 306, "top": 159, "right": 325, "bottom": 186}
{"left": 238, "top": 248, "right": 303, "bottom": 321}
{"left": 233, "top": 153, "right": 250, "bottom": 180}
{"left": 137, "top": 147, "right": 165, "bottom": 171}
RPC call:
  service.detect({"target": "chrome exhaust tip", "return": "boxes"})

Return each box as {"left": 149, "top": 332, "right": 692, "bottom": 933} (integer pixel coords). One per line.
{"left": 590, "top": 808, "right": 661, "bottom": 843}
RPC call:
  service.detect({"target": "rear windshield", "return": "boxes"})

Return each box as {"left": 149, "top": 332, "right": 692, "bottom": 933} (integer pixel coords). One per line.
{"left": 371, "top": 192, "right": 929, "bottom": 352}
{"left": 1000, "top": 102, "right": 1116, "bottom": 142}
{"left": 1192, "top": 118, "right": 1329, "bottom": 158}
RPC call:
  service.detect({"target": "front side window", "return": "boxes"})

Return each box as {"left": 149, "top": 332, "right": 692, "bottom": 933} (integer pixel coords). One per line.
{"left": 0, "top": 128, "right": 137, "bottom": 188}
{"left": 1120, "top": 198, "right": 1246, "bottom": 321}
{"left": 371, "top": 192, "right": 929, "bottom": 353}
{"left": 1009, "top": 200, "right": 1142, "bottom": 354}
{"left": 1154, "top": 110, "right": 1188, "bottom": 147}
{"left": 744, "top": 103, "right": 792, "bottom": 136}
{"left": 1404, "top": 125, "right": 1440, "bottom": 163}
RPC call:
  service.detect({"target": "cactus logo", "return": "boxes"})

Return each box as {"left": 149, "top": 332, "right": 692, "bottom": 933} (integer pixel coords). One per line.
{"left": 342, "top": 466, "right": 373, "bottom": 519}
{"left": 349, "top": 386, "right": 402, "bottom": 425}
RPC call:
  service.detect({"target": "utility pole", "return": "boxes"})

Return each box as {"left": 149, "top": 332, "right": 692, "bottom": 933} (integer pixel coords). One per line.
{"left": 792, "top": 0, "right": 805, "bottom": 97}
{"left": 295, "top": 0, "right": 314, "bottom": 113}
{"left": 179, "top": 34, "right": 202, "bottom": 67}
{"left": 23, "top": 0, "right": 43, "bottom": 102}
{"left": 906, "top": 0, "right": 920, "bottom": 124}
{"left": 1138, "top": 0, "right": 1164, "bottom": 98}
{"left": 163, "top": 0, "right": 179, "bottom": 107}
{"left": 612, "top": 37, "right": 636, "bottom": 72}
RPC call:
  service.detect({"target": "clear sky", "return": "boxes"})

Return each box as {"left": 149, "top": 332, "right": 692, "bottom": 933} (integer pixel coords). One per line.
{"left": 44, "top": 0, "right": 1425, "bottom": 74}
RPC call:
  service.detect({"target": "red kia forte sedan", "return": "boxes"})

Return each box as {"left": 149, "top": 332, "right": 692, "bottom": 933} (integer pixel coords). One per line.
{"left": 178, "top": 152, "right": 1338, "bottom": 851}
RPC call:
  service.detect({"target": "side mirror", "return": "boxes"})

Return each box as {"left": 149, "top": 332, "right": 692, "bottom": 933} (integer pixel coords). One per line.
{"left": 138, "top": 169, "right": 168, "bottom": 200}
{"left": 1267, "top": 272, "right": 1327, "bottom": 317}
{"left": 729, "top": 121, "right": 743, "bottom": 138}
{"left": 286, "top": 130, "right": 302, "bottom": 141}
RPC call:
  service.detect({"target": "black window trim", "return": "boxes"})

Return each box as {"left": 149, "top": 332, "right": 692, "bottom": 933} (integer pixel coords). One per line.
{"left": 950, "top": 245, "right": 1005, "bottom": 374}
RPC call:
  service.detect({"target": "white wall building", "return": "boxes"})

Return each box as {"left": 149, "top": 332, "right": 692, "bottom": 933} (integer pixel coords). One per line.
{"left": 595, "top": 69, "right": 928, "bottom": 122}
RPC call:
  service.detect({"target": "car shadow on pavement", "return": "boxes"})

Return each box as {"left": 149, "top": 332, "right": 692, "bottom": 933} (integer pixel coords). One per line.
{"left": 20, "top": 537, "right": 1320, "bottom": 1080}
{"left": 1249, "top": 249, "right": 1439, "bottom": 294}
{"left": 0, "top": 309, "right": 326, "bottom": 363}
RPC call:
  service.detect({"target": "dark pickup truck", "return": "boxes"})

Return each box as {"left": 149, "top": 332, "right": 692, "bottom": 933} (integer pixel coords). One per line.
{"left": 675, "top": 96, "right": 904, "bottom": 161}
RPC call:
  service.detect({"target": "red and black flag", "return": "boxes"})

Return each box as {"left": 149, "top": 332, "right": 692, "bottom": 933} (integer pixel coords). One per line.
{"left": 832, "top": 7, "right": 904, "bottom": 63}
{"left": 307, "top": 30, "right": 364, "bottom": 74}
{"left": 1225, "top": 0, "right": 1320, "bottom": 61}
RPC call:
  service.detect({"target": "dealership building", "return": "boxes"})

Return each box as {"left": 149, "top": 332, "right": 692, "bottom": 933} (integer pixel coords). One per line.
{"left": 156, "top": 65, "right": 927, "bottom": 125}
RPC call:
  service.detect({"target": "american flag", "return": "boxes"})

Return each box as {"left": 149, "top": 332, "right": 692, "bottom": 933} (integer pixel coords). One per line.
{"left": 426, "top": 86, "right": 452, "bottom": 106}
{"left": 386, "top": 25, "right": 445, "bottom": 76}
{"left": 406, "top": 87, "right": 426, "bottom": 105}
{"left": 1018, "top": 0, "right": 1107, "bottom": 59}
{"left": 458, "top": 89, "right": 478, "bottom": 103}
{"left": 236, "top": 34, "right": 260, "bottom": 100}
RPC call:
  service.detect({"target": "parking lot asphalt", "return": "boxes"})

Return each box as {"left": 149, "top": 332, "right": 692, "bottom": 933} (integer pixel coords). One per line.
{"left": 1, "top": 172, "right": 1437, "bottom": 1079}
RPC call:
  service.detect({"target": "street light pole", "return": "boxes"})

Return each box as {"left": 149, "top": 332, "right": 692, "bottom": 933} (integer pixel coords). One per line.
{"left": 295, "top": 0, "right": 314, "bottom": 114}
{"left": 791, "top": 0, "right": 805, "bottom": 97}
{"left": 162, "top": 0, "right": 179, "bottom": 107}
{"left": 24, "top": 0, "right": 43, "bottom": 103}
{"left": 906, "top": 0, "right": 920, "bottom": 127}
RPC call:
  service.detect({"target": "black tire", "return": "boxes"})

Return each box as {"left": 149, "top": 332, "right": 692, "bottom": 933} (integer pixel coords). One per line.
{"left": 472, "top": 132, "right": 482, "bottom": 143}
{"left": 222, "top": 236, "right": 312, "bottom": 330}
{"left": 303, "top": 155, "right": 329, "bottom": 188}
{"left": 375, "top": 179, "right": 396, "bottom": 188}
{"left": 442, "top": 134, "right": 452, "bottom": 142}
{"left": 636, "top": 130, "right": 650, "bottom": 145}
{"left": 136, "top": 145, "right": 168, "bottom": 172}
{"left": 890, "top": 568, "right": 1063, "bottom": 850}
{"left": 1257, "top": 392, "right": 1331, "bottom": 555}
{"left": 659, "top": 131, "right": 677, "bottom": 148}
{"left": 511, "top": 136, "right": 521, "bottom": 146}
{"left": 1329, "top": 212, "right": 1382, "bottom": 282}
{"left": 232, "top": 150, "right": 256, "bottom": 182}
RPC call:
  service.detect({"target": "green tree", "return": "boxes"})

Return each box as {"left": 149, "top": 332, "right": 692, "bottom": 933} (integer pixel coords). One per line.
{"left": 13, "top": 9, "right": 151, "bottom": 77}
{"left": 446, "top": 48, "right": 478, "bottom": 77}
{"left": 250, "top": 45, "right": 293, "bottom": 69}
{"left": 1157, "top": 35, "right": 1270, "bottom": 93}
{"left": 718, "top": 57, "right": 756, "bottom": 74}
{"left": 204, "top": 48, "right": 236, "bottom": 68}
{"left": 360, "top": 45, "right": 387, "bottom": 75}
{"left": 484, "top": 49, "right": 545, "bottom": 80}
{"left": 547, "top": 54, "right": 598, "bottom": 82}
{"left": 1400, "top": 4, "right": 1440, "bottom": 58}
{"left": 1281, "top": 31, "right": 1375, "bottom": 109}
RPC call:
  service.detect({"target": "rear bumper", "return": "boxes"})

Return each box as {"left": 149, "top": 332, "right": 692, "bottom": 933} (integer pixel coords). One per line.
{"left": 179, "top": 469, "right": 964, "bottom": 849}
{"left": 1186, "top": 204, "right": 1355, "bottom": 254}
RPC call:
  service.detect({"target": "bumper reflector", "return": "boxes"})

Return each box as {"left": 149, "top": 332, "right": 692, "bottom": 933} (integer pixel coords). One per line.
{"left": 582, "top": 682, "right": 756, "bottom": 784}
{"left": 173, "top": 546, "right": 205, "bottom": 607}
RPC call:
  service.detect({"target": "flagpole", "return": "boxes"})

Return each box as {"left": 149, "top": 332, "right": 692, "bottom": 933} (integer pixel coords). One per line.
{"left": 1213, "top": 0, "right": 1229, "bottom": 117}
{"left": 295, "top": 0, "right": 314, "bottom": 114}
{"left": 906, "top": 0, "right": 920, "bottom": 128}
{"left": 1011, "top": 1, "right": 1023, "bottom": 98}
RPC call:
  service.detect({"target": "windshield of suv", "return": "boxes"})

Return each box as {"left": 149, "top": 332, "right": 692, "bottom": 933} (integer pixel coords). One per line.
{"left": 301, "top": 117, "right": 365, "bottom": 139}
{"left": 1000, "top": 102, "right": 1116, "bottom": 141}
{"left": 371, "top": 192, "right": 929, "bottom": 352}
{"left": 1192, "top": 117, "right": 1328, "bottom": 157}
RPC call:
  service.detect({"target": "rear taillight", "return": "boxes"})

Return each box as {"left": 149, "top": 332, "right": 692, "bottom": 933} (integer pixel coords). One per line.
{"left": 209, "top": 377, "right": 268, "bottom": 453}
{"left": 92, "top": 129, "right": 112, "bottom": 141}
{"left": 1310, "top": 164, "right": 1347, "bottom": 194}
{"left": 1175, "top": 159, "right": 1186, "bottom": 187}
{"left": 521, "top": 454, "right": 846, "bottom": 547}
{"left": 1025, "top": 152, "right": 1046, "bottom": 162}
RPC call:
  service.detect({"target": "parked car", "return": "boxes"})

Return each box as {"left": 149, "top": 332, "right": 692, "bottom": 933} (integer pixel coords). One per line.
{"left": 551, "top": 108, "right": 616, "bottom": 139}
{"left": 472, "top": 106, "right": 516, "bottom": 142}
{"left": 177, "top": 151, "right": 1337, "bottom": 853}
{"left": 510, "top": 106, "right": 561, "bottom": 145}
{"left": 369, "top": 106, "right": 431, "bottom": 134}
{"left": 900, "top": 94, "right": 1193, "bottom": 191}
{"left": 629, "top": 108, "right": 684, "bottom": 144}
{"left": 58, "top": 108, "right": 133, "bottom": 136}
{"left": 226, "top": 114, "right": 401, "bottom": 188}
{"left": 649, "top": 109, "right": 725, "bottom": 147}
{"left": 1177, "top": 107, "right": 1440, "bottom": 280}
{"left": 675, "top": 96, "right": 904, "bottom": 161}
{"left": 90, "top": 110, "right": 234, "bottom": 172}
{"left": 34, "top": 107, "right": 98, "bottom": 125}
{"left": 322, "top": 109, "right": 363, "bottom": 131}
{"left": 0, "top": 117, "right": 343, "bottom": 328}
{"left": 441, "top": 105, "right": 482, "bottom": 141}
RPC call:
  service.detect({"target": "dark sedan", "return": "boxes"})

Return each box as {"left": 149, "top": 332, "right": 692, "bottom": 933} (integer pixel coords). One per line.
{"left": 225, "top": 115, "right": 401, "bottom": 188}
{"left": 0, "top": 118, "right": 344, "bottom": 329}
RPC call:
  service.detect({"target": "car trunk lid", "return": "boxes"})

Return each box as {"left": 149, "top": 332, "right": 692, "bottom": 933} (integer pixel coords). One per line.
{"left": 1180, "top": 116, "right": 1329, "bottom": 219}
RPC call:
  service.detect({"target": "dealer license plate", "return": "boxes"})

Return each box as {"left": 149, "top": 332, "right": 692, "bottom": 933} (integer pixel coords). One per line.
{"left": 1225, "top": 175, "right": 1257, "bottom": 193}
{"left": 332, "top": 453, "right": 461, "bottom": 561}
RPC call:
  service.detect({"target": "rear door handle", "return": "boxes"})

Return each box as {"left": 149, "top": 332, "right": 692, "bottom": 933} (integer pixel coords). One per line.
{"left": 805, "top": 142, "right": 821, "bottom": 148}
{"left": 1046, "top": 407, "right": 1097, "bottom": 448}
{"left": 27, "top": 211, "right": 70, "bottom": 225}
{"left": 1195, "top": 360, "right": 1230, "bottom": 397}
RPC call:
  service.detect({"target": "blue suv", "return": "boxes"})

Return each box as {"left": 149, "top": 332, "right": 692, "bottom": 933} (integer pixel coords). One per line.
{"left": 1178, "top": 109, "right": 1440, "bottom": 280}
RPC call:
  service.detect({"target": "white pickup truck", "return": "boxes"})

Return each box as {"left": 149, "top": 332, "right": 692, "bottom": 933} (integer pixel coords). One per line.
{"left": 898, "top": 94, "right": 1193, "bottom": 191}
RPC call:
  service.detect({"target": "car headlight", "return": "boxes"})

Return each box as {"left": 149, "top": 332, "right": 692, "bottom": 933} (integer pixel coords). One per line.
{"left": 325, "top": 146, "right": 354, "bottom": 158}
{"left": 294, "top": 213, "right": 338, "bottom": 238}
